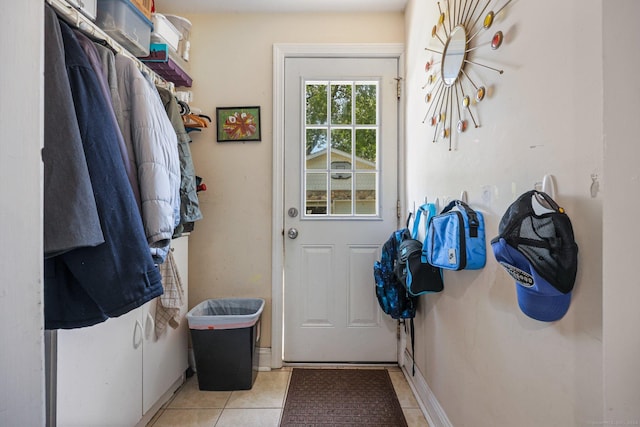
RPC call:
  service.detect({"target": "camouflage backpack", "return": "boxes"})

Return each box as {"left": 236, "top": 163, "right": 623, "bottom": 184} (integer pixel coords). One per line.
{"left": 374, "top": 229, "right": 416, "bottom": 320}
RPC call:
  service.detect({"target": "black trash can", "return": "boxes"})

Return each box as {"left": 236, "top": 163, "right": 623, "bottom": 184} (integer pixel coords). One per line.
{"left": 186, "top": 298, "right": 265, "bottom": 391}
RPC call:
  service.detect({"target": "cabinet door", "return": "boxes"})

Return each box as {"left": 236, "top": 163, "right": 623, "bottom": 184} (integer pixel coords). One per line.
{"left": 57, "top": 308, "right": 143, "bottom": 427}
{"left": 142, "top": 235, "right": 189, "bottom": 414}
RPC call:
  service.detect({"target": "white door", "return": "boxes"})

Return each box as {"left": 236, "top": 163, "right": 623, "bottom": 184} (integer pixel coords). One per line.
{"left": 283, "top": 56, "right": 400, "bottom": 362}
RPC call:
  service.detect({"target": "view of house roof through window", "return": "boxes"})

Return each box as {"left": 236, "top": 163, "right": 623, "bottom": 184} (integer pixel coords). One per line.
{"left": 304, "top": 81, "right": 379, "bottom": 216}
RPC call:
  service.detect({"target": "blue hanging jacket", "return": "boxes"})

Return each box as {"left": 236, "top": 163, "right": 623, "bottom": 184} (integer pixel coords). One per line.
{"left": 44, "top": 15, "right": 163, "bottom": 329}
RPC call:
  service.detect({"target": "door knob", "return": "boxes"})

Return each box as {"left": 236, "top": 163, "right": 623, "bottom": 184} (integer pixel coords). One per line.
{"left": 287, "top": 228, "right": 299, "bottom": 239}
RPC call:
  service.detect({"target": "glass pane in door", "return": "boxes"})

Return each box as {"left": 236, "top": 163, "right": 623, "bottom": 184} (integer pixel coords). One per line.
{"left": 331, "top": 84, "right": 352, "bottom": 125}
{"left": 306, "top": 128, "right": 327, "bottom": 170}
{"left": 304, "top": 80, "right": 380, "bottom": 217}
{"left": 305, "top": 172, "right": 327, "bottom": 215}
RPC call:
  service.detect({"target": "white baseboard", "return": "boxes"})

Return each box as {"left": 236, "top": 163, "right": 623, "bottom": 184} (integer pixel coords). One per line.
{"left": 401, "top": 349, "right": 453, "bottom": 427}
{"left": 136, "top": 373, "right": 185, "bottom": 427}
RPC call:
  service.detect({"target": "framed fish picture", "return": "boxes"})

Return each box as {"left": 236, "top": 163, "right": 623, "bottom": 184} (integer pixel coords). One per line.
{"left": 216, "top": 106, "right": 261, "bottom": 142}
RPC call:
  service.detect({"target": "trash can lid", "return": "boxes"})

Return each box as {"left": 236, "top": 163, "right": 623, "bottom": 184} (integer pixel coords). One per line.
{"left": 186, "top": 298, "right": 265, "bottom": 330}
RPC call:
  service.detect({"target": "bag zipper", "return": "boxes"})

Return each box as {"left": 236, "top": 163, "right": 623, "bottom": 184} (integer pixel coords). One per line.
{"left": 453, "top": 211, "right": 466, "bottom": 270}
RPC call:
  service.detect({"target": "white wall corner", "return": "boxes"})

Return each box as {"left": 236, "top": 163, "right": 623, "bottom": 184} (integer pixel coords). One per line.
{"left": 402, "top": 349, "right": 453, "bottom": 427}
{"left": 259, "top": 347, "right": 272, "bottom": 371}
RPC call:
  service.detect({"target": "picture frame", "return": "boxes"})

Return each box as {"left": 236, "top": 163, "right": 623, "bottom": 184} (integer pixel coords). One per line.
{"left": 216, "top": 106, "right": 261, "bottom": 142}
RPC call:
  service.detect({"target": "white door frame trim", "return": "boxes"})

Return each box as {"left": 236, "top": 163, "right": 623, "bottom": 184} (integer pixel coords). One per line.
{"left": 271, "top": 43, "right": 405, "bottom": 369}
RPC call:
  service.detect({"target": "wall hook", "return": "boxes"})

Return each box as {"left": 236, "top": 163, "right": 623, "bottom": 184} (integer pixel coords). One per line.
{"left": 460, "top": 190, "right": 468, "bottom": 203}
{"left": 590, "top": 174, "right": 599, "bottom": 198}
{"left": 541, "top": 174, "right": 556, "bottom": 199}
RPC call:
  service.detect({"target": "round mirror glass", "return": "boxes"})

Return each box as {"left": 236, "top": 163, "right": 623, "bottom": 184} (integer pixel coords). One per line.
{"left": 441, "top": 25, "right": 467, "bottom": 86}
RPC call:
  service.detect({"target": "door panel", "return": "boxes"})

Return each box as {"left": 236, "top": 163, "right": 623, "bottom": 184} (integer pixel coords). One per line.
{"left": 301, "top": 245, "right": 333, "bottom": 327}
{"left": 283, "top": 57, "right": 399, "bottom": 362}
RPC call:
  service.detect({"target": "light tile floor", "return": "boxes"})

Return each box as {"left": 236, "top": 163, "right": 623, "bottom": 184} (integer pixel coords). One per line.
{"left": 148, "top": 367, "right": 429, "bottom": 427}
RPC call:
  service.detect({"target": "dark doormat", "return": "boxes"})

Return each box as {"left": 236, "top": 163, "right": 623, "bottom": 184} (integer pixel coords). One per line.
{"left": 279, "top": 368, "right": 408, "bottom": 427}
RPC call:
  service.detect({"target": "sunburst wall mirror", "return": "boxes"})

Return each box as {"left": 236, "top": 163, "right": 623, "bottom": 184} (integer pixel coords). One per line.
{"left": 423, "top": 0, "right": 513, "bottom": 150}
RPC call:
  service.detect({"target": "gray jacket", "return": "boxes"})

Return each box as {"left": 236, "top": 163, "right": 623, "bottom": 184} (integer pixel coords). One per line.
{"left": 157, "top": 86, "right": 203, "bottom": 226}
{"left": 115, "top": 55, "right": 181, "bottom": 263}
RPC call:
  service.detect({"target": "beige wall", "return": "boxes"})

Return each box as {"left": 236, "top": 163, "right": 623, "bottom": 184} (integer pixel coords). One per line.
{"left": 602, "top": 0, "right": 640, "bottom": 422}
{"left": 2, "top": 1, "right": 639, "bottom": 426}
{"left": 404, "top": 0, "right": 604, "bottom": 425}
{"left": 172, "top": 12, "right": 404, "bottom": 347}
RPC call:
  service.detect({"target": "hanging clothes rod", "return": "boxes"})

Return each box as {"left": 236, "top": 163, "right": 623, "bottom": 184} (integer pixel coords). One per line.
{"left": 45, "top": 0, "right": 174, "bottom": 92}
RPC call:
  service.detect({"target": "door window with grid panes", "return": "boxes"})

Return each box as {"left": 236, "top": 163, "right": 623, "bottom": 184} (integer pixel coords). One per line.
{"left": 304, "top": 81, "right": 379, "bottom": 217}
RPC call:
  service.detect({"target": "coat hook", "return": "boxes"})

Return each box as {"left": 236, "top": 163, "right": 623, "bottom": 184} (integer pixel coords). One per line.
{"left": 590, "top": 174, "right": 599, "bottom": 198}
{"left": 460, "top": 190, "right": 468, "bottom": 203}
{"left": 541, "top": 174, "right": 556, "bottom": 199}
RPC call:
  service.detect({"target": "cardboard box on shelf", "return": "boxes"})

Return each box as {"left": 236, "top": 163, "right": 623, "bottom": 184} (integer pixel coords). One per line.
{"left": 130, "top": 0, "right": 152, "bottom": 20}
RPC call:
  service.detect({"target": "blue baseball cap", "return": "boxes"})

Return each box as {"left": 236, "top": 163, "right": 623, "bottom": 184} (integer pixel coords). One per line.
{"left": 491, "top": 191, "right": 578, "bottom": 322}
{"left": 492, "top": 237, "right": 572, "bottom": 322}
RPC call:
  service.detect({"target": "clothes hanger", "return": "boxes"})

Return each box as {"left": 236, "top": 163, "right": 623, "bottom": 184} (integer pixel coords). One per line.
{"left": 177, "top": 100, "right": 191, "bottom": 115}
{"left": 182, "top": 114, "right": 208, "bottom": 128}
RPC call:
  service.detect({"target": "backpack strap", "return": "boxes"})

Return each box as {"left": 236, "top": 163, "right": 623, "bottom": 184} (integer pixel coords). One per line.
{"left": 458, "top": 200, "right": 479, "bottom": 238}
{"left": 440, "top": 200, "right": 458, "bottom": 214}
{"left": 410, "top": 317, "right": 415, "bottom": 376}
{"left": 401, "top": 319, "right": 416, "bottom": 376}
{"left": 411, "top": 203, "right": 436, "bottom": 240}
{"left": 441, "top": 200, "right": 480, "bottom": 238}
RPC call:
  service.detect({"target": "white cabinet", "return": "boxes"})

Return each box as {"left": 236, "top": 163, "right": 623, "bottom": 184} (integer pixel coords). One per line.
{"left": 142, "top": 235, "right": 189, "bottom": 415}
{"left": 56, "top": 235, "right": 189, "bottom": 427}
{"left": 57, "top": 308, "right": 144, "bottom": 427}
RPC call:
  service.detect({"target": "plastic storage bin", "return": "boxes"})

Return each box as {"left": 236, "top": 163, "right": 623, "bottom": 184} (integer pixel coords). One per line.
{"left": 68, "top": 0, "right": 97, "bottom": 20}
{"left": 151, "top": 13, "right": 181, "bottom": 53}
{"left": 187, "top": 298, "right": 265, "bottom": 391}
{"left": 96, "top": 0, "right": 152, "bottom": 57}
{"left": 164, "top": 14, "right": 191, "bottom": 61}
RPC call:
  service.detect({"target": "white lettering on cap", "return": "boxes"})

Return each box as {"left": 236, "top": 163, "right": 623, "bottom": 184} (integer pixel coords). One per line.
{"left": 499, "top": 261, "right": 534, "bottom": 288}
